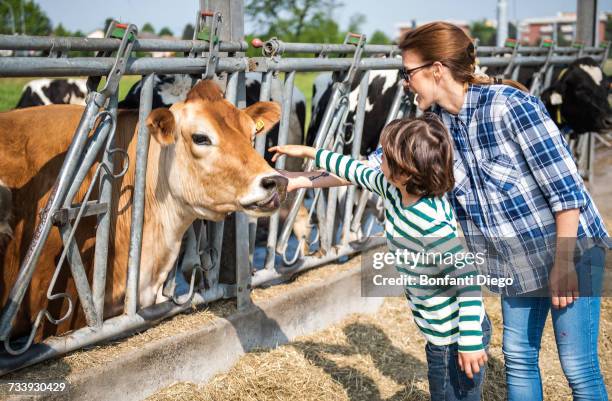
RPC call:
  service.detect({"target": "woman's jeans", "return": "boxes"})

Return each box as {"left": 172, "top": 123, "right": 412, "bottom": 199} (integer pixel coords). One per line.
{"left": 501, "top": 246, "right": 608, "bottom": 401}
{"left": 426, "top": 314, "right": 492, "bottom": 401}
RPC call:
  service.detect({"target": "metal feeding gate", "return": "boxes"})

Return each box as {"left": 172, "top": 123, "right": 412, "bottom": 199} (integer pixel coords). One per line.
{"left": 0, "top": 3, "right": 609, "bottom": 375}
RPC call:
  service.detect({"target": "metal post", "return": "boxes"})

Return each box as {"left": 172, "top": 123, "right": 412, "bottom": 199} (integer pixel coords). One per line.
{"left": 124, "top": 73, "right": 154, "bottom": 315}
{"left": 0, "top": 93, "right": 106, "bottom": 341}
{"left": 341, "top": 70, "right": 369, "bottom": 244}
{"left": 93, "top": 95, "right": 118, "bottom": 324}
{"left": 496, "top": 0, "right": 508, "bottom": 47}
{"left": 576, "top": 0, "right": 598, "bottom": 46}
{"left": 205, "top": 0, "right": 251, "bottom": 310}
{"left": 264, "top": 72, "right": 295, "bottom": 269}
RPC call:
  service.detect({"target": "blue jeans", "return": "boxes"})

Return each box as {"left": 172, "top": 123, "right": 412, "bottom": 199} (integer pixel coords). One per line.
{"left": 426, "top": 314, "right": 492, "bottom": 401}
{"left": 502, "top": 246, "right": 608, "bottom": 401}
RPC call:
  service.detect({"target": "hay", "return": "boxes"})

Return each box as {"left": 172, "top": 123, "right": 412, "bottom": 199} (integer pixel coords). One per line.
{"left": 148, "top": 297, "right": 612, "bottom": 401}
{"left": 4, "top": 252, "right": 368, "bottom": 381}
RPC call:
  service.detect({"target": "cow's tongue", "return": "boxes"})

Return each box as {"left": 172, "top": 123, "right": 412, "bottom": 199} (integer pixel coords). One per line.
{"left": 258, "top": 192, "right": 280, "bottom": 209}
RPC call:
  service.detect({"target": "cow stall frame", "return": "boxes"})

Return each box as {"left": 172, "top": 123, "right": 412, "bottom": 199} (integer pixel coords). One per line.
{"left": 0, "top": 7, "right": 609, "bottom": 374}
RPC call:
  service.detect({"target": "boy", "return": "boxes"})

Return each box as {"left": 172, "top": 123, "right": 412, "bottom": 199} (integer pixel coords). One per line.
{"left": 270, "top": 114, "right": 491, "bottom": 401}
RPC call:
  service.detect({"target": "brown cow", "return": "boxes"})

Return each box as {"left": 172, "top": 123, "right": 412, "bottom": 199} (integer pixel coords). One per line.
{"left": 0, "top": 80, "right": 287, "bottom": 342}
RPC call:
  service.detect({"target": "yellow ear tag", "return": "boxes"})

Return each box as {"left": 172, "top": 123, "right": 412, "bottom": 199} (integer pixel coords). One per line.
{"left": 255, "top": 119, "right": 265, "bottom": 133}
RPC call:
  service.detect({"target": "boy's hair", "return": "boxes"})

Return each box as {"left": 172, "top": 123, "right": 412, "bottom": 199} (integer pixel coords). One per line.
{"left": 379, "top": 113, "right": 454, "bottom": 197}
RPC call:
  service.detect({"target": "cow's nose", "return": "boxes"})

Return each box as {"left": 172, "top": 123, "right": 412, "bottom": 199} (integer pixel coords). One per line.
{"left": 261, "top": 175, "right": 288, "bottom": 201}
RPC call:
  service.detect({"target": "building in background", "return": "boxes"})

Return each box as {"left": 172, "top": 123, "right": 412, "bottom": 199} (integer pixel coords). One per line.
{"left": 395, "top": 12, "right": 609, "bottom": 46}
{"left": 518, "top": 12, "right": 607, "bottom": 45}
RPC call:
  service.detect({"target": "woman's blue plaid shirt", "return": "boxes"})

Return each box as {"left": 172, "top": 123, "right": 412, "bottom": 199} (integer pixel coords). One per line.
{"left": 438, "top": 84, "right": 608, "bottom": 294}
{"left": 370, "top": 84, "right": 608, "bottom": 294}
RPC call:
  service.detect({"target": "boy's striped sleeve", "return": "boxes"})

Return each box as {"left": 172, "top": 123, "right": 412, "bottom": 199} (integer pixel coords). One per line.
{"left": 457, "top": 296, "right": 484, "bottom": 352}
{"left": 315, "top": 148, "right": 386, "bottom": 197}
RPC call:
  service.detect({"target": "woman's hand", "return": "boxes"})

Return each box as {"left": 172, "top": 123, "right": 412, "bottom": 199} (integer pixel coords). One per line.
{"left": 268, "top": 145, "right": 316, "bottom": 163}
{"left": 458, "top": 350, "right": 488, "bottom": 379}
{"left": 549, "top": 256, "right": 579, "bottom": 309}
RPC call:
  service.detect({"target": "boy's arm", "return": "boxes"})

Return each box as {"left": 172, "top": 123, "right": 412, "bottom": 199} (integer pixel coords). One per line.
{"left": 276, "top": 169, "right": 352, "bottom": 191}
{"left": 315, "top": 149, "right": 386, "bottom": 197}
{"left": 269, "top": 145, "right": 387, "bottom": 196}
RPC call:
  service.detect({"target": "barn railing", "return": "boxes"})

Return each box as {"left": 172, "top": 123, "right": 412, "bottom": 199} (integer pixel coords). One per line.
{"left": 0, "top": 6, "right": 609, "bottom": 374}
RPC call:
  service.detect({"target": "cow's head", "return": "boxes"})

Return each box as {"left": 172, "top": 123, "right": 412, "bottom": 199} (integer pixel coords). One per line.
{"left": 542, "top": 57, "right": 612, "bottom": 134}
{"left": 146, "top": 80, "right": 287, "bottom": 221}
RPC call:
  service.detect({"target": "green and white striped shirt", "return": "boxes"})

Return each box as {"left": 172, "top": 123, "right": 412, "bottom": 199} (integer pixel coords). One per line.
{"left": 315, "top": 148, "right": 485, "bottom": 352}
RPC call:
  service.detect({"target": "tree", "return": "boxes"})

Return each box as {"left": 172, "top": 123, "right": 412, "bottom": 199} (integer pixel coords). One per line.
{"left": 346, "top": 13, "right": 365, "bottom": 34}
{"left": 0, "top": 0, "right": 51, "bottom": 35}
{"left": 470, "top": 20, "right": 496, "bottom": 46}
{"left": 158, "top": 26, "right": 173, "bottom": 37}
{"left": 181, "top": 23, "right": 195, "bottom": 40}
{"left": 52, "top": 23, "right": 70, "bottom": 37}
{"left": 141, "top": 22, "right": 155, "bottom": 34}
{"left": 103, "top": 17, "right": 114, "bottom": 33}
{"left": 246, "top": 0, "right": 343, "bottom": 40}
{"left": 369, "top": 30, "right": 391, "bottom": 45}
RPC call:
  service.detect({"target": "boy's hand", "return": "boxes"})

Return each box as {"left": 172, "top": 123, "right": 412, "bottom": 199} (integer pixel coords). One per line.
{"left": 268, "top": 145, "right": 316, "bottom": 163}
{"left": 458, "top": 350, "right": 488, "bottom": 379}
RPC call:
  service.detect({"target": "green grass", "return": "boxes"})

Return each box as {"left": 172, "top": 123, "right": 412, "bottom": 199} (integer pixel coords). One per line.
{"left": 292, "top": 72, "right": 318, "bottom": 131}
{"left": 0, "top": 76, "right": 142, "bottom": 112}
{"left": 0, "top": 77, "right": 32, "bottom": 111}
{"left": 0, "top": 72, "right": 322, "bottom": 123}
{"left": 604, "top": 60, "right": 612, "bottom": 76}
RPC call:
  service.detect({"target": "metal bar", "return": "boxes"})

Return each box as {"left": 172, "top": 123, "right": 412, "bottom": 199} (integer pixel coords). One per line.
{"left": 350, "top": 81, "right": 406, "bottom": 234}
{"left": 226, "top": 69, "right": 253, "bottom": 311}
{"left": 258, "top": 38, "right": 603, "bottom": 57}
{"left": 0, "top": 282, "right": 236, "bottom": 376}
{"left": 253, "top": 236, "right": 386, "bottom": 287}
{"left": 341, "top": 70, "right": 369, "bottom": 244}
{"left": 0, "top": 57, "right": 247, "bottom": 77}
{"left": 53, "top": 202, "right": 108, "bottom": 225}
{"left": 0, "top": 34, "right": 247, "bottom": 53}
{"left": 63, "top": 113, "right": 115, "bottom": 206}
{"left": 314, "top": 101, "right": 349, "bottom": 252}
{"left": 275, "top": 85, "right": 344, "bottom": 256}
{"left": 0, "top": 53, "right": 604, "bottom": 78}
{"left": 59, "top": 223, "right": 99, "bottom": 327}
{"left": 0, "top": 93, "right": 105, "bottom": 341}
{"left": 124, "top": 73, "right": 154, "bottom": 316}
{"left": 254, "top": 72, "right": 273, "bottom": 155}
{"left": 261, "top": 38, "right": 399, "bottom": 56}
{"left": 267, "top": 71, "right": 296, "bottom": 258}
{"left": 93, "top": 95, "right": 119, "bottom": 324}
{"left": 252, "top": 72, "right": 272, "bottom": 269}
{"left": 0, "top": 227, "right": 381, "bottom": 375}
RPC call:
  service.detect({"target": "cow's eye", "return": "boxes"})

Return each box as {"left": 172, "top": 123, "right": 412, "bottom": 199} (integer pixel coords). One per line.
{"left": 192, "top": 133, "right": 212, "bottom": 146}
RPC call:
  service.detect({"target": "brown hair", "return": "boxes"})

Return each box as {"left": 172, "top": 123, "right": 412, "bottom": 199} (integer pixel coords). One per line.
{"left": 380, "top": 113, "right": 454, "bottom": 197}
{"left": 398, "top": 21, "right": 528, "bottom": 92}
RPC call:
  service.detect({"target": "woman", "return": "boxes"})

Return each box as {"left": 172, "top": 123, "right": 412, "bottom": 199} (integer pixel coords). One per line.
{"left": 280, "top": 21, "right": 608, "bottom": 400}
{"left": 386, "top": 22, "right": 608, "bottom": 400}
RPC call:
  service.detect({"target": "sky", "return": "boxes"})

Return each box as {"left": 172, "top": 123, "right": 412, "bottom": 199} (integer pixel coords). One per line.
{"left": 36, "top": 0, "right": 612, "bottom": 40}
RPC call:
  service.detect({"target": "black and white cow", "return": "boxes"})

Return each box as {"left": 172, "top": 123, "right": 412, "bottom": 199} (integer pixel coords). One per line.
{"left": 306, "top": 69, "right": 404, "bottom": 156}
{"left": 16, "top": 78, "right": 88, "bottom": 108}
{"left": 302, "top": 70, "right": 404, "bottom": 248}
{"left": 118, "top": 73, "right": 306, "bottom": 169}
{"left": 541, "top": 57, "right": 612, "bottom": 135}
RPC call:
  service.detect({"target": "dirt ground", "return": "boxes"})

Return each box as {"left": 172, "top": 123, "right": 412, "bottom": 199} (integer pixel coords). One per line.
{"left": 145, "top": 145, "right": 612, "bottom": 401}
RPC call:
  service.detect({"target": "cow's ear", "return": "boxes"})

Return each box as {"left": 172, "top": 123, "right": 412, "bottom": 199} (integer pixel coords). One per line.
{"left": 147, "top": 108, "right": 176, "bottom": 146}
{"left": 242, "top": 101, "right": 281, "bottom": 136}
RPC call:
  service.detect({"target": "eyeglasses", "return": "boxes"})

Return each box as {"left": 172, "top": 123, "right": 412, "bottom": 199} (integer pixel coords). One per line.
{"left": 399, "top": 62, "right": 435, "bottom": 83}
